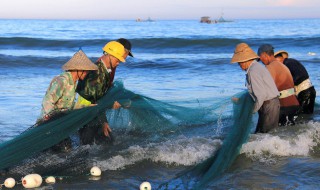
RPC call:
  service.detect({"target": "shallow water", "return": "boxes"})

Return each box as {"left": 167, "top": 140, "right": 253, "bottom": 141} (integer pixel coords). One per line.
{"left": 0, "top": 19, "right": 320, "bottom": 189}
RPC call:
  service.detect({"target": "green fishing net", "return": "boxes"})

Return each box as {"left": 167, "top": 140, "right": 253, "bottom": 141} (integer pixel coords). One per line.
{"left": 0, "top": 81, "right": 254, "bottom": 188}
{"left": 158, "top": 90, "right": 255, "bottom": 189}
{"left": 192, "top": 91, "right": 254, "bottom": 189}
{"left": 0, "top": 81, "right": 218, "bottom": 172}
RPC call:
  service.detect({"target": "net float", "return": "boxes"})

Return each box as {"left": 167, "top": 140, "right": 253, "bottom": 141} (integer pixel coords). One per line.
{"left": 22, "top": 174, "right": 43, "bottom": 188}
{"left": 4, "top": 177, "right": 16, "bottom": 188}
{"left": 140, "top": 181, "right": 151, "bottom": 190}
{"left": 90, "top": 166, "right": 101, "bottom": 177}
{"left": 45, "top": 176, "right": 56, "bottom": 184}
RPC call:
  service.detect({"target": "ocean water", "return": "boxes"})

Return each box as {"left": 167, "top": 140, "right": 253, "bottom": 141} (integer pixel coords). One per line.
{"left": 0, "top": 19, "right": 320, "bottom": 189}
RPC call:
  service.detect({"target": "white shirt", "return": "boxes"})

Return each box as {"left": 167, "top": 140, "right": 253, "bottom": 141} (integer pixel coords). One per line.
{"left": 245, "top": 60, "right": 279, "bottom": 112}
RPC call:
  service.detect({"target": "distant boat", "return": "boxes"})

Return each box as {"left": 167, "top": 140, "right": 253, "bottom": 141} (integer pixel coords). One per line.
{"left": 136, "top": 17, "right": 155, "bottom": 22}
{"left": 200, "top": 16, "right": 218, "bottom": 24}
{"left": 217, "top": 15, "right": 233, "bottom": 23}
{"left": 200, "top": 13, "right": 233, "bottom": 24}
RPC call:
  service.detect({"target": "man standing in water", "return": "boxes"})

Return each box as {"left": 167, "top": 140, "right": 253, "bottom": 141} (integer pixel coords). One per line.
{"left": 76, "top": 39, "right": 133, "bottom": 145}
{"left": 258, "top": 44, "right": 300, "bottom": 126}
{"left": 274, "top": 50, "right": 316, "bottom": 114}
{"left": 231, "top": 43, "right": 280, "bottom": 133}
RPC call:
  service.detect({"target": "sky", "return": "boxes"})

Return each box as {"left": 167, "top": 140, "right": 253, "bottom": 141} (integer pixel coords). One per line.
{"left": 0, "top": 0, "right": 319, "bottom": 20}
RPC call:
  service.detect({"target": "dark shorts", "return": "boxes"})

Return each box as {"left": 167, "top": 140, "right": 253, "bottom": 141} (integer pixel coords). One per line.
{"left": 256, "top": 97, "right": 280, "bottom": 133}
{"left": 279, "top": 105, "right": 300, "bottom": 126}
{"left": 79, "top": 113, "right": 113, "bottom": 145}
{"left": 297, "top": 86, "right": 316, "bottom": 114}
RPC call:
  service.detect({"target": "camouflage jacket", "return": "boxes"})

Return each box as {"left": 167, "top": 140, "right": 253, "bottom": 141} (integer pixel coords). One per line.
{"left": 76, "top": 58, "right": 114, "bottom": 104}
{"left": 39, "top": 72, "right": 76, "bottom": 119}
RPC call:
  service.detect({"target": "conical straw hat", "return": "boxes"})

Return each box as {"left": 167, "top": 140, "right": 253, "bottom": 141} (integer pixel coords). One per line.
{"left": 231, "top": 43, "right": 259, "bottom": 63}
{"left": 62, "top": 50, "right": 98, "bottom": 71}
{"left": 274, "top": 50, "right": 289, "bottom": 58}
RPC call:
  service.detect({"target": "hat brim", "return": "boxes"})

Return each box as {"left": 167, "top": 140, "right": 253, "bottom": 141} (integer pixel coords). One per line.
{"left": 128, "top": 50, "right": 134, "bottom": 57}
{"left": 274, "top": 50, "right": 289, "bottom": 58}
{"left": 231, "top": 55, "right": 259, "bottom": 63}
{"left": 62, "top": 50, "right": 98, "bottom": 71}
{"left": 231, "top": 43, "right": 259, "bottom": 63}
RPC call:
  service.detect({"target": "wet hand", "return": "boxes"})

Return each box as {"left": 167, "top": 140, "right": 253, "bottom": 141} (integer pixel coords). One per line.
{"left": 103, "top": 122, "right": 112, "bottom": 137}
{"left": 112, "top": 101, "right": 121, "bottom": 109}
{"left": 43, "top": 114, "right": 50, "bottom": 121}
{"left": 232, "top": 97, "right": 239, "bottom": 103}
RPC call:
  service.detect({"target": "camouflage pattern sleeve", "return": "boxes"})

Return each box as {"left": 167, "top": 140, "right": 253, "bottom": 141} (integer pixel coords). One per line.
{"left": 76, "top": 61, "right": 111, "bottom": 103}
{"left": 41, "top": 76, "right": 66, "bottom": 117}
{"left": 76, "top": 70, "right": 99, "bottom": 102}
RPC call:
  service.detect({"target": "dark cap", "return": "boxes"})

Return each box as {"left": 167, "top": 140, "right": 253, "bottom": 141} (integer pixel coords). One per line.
{"left": 116, "top": 38, "right": 133, "bottom": 57}
{"left": 257, "top": 44, "right": 274, "bottom": 56}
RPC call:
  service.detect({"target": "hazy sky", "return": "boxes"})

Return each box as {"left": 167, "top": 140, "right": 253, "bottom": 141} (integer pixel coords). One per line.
{"left": 1, "top": 0, "right": 319, "bottom": 20}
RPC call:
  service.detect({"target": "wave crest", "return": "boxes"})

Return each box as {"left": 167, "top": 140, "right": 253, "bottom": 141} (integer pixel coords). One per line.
{"left": 240, "top": 121, "right": 320, "bottom": 163}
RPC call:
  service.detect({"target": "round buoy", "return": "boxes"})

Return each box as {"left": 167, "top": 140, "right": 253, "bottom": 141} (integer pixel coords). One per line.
{"left": 90, "top": 166, "right": 101, "bottom": 177}
{"left": 4, "top": 177, "right": 16, "bottom": 188}
{"left": 140, "top": 181, "right": 151, "bottom": 190}
{"left": 45, "top": 176, "right": 56, "bottom": 184}
{"left": 22, "top": 174, "right": 43, "bottom": 188}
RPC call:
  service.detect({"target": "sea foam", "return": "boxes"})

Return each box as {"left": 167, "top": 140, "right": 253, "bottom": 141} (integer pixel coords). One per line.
{"left": 240, "top": 121, "right": 320, "bottom": 162}
{"left": 97, "top": 136, "right": 221, "bottom": 171}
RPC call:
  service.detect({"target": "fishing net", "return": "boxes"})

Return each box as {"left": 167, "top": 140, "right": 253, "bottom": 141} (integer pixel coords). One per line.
{"left": 192, "top": 91, "right": 254, "bottom": 189}
{"left": 0, "top": 81, "right": 254, "bottom": 188}
{"left": 0, "top": 81, "right": 223, "bottom": 175}
{"left": 158, "top": 91, "right": 255, "bottom": 190}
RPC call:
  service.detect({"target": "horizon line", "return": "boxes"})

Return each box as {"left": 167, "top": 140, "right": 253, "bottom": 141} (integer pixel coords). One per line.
{"left": 0, "top": 17, "right": 319, "bottom": 21}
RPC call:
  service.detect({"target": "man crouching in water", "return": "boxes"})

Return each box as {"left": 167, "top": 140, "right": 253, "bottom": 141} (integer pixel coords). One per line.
{"left": 37, "top": 50, "right": 98, "bottom": 152}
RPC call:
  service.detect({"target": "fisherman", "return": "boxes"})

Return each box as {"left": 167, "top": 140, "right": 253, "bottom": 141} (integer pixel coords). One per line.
{"left": 231, "top": 43, "right": 280, "bottom": 133}
{"left": 274, "top": 50, "right": 316, "bottom": 114}
{"left": 258, "top": 44, "right": 300, "bottom": 126}
{"left": 38, "top": 49, "right": 98, "bottom": 122}
{"left": 106, "top": 38, "right": 134, "bottom": 84}
{"left": 76, "top": 39, "right": 133, "bottom": 145}
{"left": 37, "top": 50, "right": 98, "bottom": 151}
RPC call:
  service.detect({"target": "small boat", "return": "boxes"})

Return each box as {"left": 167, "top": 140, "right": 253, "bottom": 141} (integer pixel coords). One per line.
{"left": 200, "top": 16, "right": 218, "bottom": 24}
{"left": 136, "top": 17, "right": 155, "bottom": 22}
{"left": 200, "top": 12, "right": 233, "bottom": 24}
{"left": 217, "top": 15, "right": 233, "bottom": 23}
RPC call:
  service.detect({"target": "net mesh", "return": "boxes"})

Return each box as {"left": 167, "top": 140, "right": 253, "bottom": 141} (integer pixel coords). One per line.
{"left": 0, "top": 82, "right": 222, "bottom": 171}
{"left": 0, "top": 81, "right": 254, "bottom": 187}
{"left": 158, "top": 90, "right": 254, "bottom": 189}
{"left": 192, "top": 91, "right": 254, "bottom": 189}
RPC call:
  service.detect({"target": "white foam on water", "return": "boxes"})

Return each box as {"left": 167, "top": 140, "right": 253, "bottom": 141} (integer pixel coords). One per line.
{"left": 97, "top": 136, "right": 221, "bottom": 171}
{"left": 240, "top": 121, "right": 320, "bottom": 163}
{"left": 152, "top": 137, "right": 221, "bottom": 165}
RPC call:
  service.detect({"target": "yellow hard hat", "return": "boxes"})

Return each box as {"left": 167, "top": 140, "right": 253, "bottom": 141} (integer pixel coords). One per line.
{"left": 102, "top": 41, "right": 125, "bottom": 62}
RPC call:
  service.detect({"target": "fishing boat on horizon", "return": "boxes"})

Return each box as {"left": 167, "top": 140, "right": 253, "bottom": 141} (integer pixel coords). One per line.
{"left": 200, "top": 13, "right": 233, "bottom": 24}
{"left": 136, "top": 17, "right": 155, "bottom": 22}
